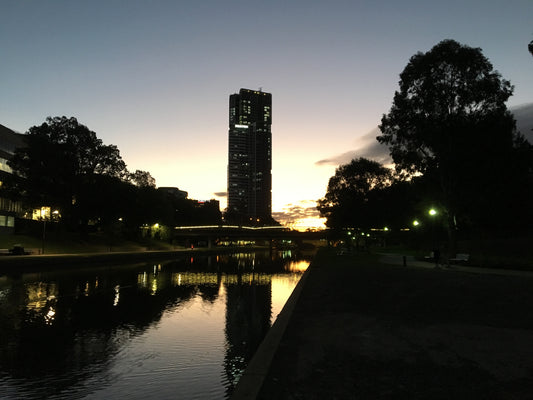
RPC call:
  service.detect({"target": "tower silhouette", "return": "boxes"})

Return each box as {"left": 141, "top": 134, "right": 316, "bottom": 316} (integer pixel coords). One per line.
{"left": 227, "top": 88, "right": 273, "bottom": 225}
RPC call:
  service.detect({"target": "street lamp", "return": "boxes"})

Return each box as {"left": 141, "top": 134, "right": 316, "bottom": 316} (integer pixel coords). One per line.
{"left": 428, "top": 208, "right": 439, "bottom": 264}
{"left": 40, "top": 207, "right": 48, "bottom": 255}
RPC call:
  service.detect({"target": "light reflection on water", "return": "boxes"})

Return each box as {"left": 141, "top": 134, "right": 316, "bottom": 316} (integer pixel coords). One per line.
{"left": 0, "top": 250, "right": 310, "bottom": 399}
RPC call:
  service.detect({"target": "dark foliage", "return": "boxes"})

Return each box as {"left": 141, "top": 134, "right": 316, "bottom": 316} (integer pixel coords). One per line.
{"left": 7, "top": 117, "right": 128, "bottom": 229}
{"left": 128, "top": 170, "right": 156, "bottom": 188}
{"left": 317, "top": 158, "right": 395, "bottom": 229}
{"left": 6, "top": 116, "right": 222, "bottom": 236}
{"left": 318, "top": 40, "right": 533, "bottom": 236}
{"left": 378, "top": 39, "right": 532, "bottom": 232}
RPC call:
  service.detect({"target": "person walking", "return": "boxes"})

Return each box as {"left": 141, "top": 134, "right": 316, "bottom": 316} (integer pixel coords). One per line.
{"left": 433, "top": 248, "right": 441, "bottom": 268}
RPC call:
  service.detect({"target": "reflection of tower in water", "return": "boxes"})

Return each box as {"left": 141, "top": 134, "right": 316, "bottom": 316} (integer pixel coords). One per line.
{"left": 223, "top": 271, "right": 272, "bottom": 393}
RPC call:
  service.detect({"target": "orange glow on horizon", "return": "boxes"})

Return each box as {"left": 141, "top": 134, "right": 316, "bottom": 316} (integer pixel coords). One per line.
{"left": 284, "top": 216, "right": 327, "bottom": 232}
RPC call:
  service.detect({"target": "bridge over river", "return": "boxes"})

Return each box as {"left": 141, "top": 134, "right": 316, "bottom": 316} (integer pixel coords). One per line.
{"left": 171, "top": 225, "right": 327, "bottom": 248}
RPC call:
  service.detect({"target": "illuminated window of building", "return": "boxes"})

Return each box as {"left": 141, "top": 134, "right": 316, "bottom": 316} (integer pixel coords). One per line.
{"left": 0, "top": 158, "right": 13, "bottom": 174}
{"left": 32, "top": 206, "right": 51, "bottom": 220}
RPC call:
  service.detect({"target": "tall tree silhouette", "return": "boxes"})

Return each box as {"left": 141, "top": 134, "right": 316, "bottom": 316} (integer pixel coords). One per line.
{"left": 378, "top": 40, "right": 521, "bottom": 236}
{"left": 317, "top": 158, "right": 393, "bottom": 229}
{"left": 8, "top": 116, "right": 128, "bottom": 230}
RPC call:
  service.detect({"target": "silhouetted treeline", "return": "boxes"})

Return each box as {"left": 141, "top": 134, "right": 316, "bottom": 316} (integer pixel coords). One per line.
{"left": 2, "top": 116, "right": 221, "bottom": 238}
{"left": 319, "top": 40, "right": 533, "bottom": 242}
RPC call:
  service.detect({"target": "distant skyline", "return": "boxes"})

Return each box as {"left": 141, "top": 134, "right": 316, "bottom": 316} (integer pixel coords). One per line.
{"left": 2, "top": 0, "right": 533, "bottom": 228}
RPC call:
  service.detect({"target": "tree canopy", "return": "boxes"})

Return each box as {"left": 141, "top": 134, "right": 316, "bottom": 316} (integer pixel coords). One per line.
{"left": 377, "top": 39, "right": 526, "bottom": 232}
{"left": 378, "top": 39, "right": 515, "bottom": 177}
{"left": 128, "top": 170, "right": 156, "bottom": 188}
{"left": 7, "top": 117, "right": 139, "bottom": 231}
{"left": 8, "top": 117, "right": 127, "bottom": 213}
{"left": 317, "top": 158, "right": 394, "bottom": 229}
{"left": 319, "top": 39, "right": 533, "bottom": 241}
{"left": 6, "top": 116, "right": 223, "bottom": 236}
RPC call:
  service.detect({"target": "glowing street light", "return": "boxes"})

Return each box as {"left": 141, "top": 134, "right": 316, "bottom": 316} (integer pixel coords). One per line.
{"left": 428, "top": 208, "right": 438, "bottom": 248}
{"left": 413, "top": 220, "right": 420, "bottom": 227}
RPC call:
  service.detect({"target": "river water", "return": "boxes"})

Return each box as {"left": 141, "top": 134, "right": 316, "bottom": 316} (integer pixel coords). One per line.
{"left": 0, "top": 250, "right": 310, "bottom": 399}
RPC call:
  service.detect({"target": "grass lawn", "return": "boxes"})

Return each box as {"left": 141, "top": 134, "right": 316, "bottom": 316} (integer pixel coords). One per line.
{"left": 376, "top": 235, "right": 533, "bottom": 270}
{"left": 0, "top": 232, "right": 176, "bottom": 255}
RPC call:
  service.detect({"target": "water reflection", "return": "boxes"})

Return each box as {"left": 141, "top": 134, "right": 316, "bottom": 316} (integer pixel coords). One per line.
{"left": 285, "top": 260, "right": 312, "bottom": 273}
{"left": 0, "top": 250, "right": 310, "bottom": 399}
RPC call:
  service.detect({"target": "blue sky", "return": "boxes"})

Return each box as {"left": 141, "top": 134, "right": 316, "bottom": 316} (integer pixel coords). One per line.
{"left": 2, "top": 0, "right": 533, "bottom": 227}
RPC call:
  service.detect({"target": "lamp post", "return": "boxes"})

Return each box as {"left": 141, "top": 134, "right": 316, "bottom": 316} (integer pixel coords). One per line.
{"left": 40, "top": 208, "right": 47, "bottom": 255}
{"left": 428, "top": 208, "right": 439, "bottom": 266}
{"left": 428, "top": 209, "right": 437, "bottom": 244}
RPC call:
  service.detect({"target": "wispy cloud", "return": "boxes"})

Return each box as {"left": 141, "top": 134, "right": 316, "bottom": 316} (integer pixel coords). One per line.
{"left": 213, "top": 191, "right": 227, "bottom": 198}
{"left": 316, "top": 105, "right": 533, "bottom": 169}
{"left": 273, "top": 200, "right": 322, "bottom": 225}
{"left": 315, "top": 127, "right": 392, "bottom": 167}
{"left": 512, "top": 103, "right": 533, "bottom": 142}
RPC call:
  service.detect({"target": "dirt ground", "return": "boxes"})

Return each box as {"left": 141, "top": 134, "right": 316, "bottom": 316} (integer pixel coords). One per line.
{"left": 256, "top": 251, "right": 533, "bottom": 399}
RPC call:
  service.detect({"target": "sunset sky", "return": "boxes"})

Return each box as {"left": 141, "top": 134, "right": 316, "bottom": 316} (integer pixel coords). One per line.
{"left": 2, "top": 0, "right": 533, "bottom": 228}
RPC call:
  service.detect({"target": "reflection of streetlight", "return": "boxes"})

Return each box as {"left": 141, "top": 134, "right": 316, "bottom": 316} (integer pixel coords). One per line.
{"left": 41, "top": 208, "right": 47, "bottom": 255}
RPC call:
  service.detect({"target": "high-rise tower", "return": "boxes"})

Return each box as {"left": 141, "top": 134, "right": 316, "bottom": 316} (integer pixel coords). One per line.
{"left": 227, "top": 88, "right": 272, "bottom": 225}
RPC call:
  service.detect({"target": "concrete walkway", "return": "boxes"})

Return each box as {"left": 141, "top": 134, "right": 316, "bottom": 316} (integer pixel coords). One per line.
{"left": 233, "top": 250, "right": 533, "bottom": 399}
{"left": 379, "top": 252, "right": 533, "bottom": 278}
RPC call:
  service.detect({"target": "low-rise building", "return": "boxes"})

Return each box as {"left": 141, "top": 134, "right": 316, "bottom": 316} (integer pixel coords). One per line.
{"left": 0, "top": 124, "right": 25, "bottom": 234}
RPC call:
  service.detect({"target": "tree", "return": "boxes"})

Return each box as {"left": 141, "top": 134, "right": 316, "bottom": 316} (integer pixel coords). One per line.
{"left": 8, "top": 116, "right": 128, "bottom": 229}
{"left": 317, "top": 158, "right": 394, "bottom": 229}
{"left": 377, "top": 40, "right": 520, "bottom": 235}
{"left": 128, "top": 170, "right": 156, "bottom": 188}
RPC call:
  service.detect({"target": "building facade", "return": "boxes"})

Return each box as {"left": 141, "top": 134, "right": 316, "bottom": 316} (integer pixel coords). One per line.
{"left": 0, "top": 124, "right": 25, "bottom": 233}
{"left": 227, "top": 89, "right": 273, "bottom": 225}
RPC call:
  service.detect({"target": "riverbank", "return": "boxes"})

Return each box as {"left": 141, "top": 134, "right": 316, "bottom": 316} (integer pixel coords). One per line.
{"left": 237, "top": 249, "right": 533, "bottom": 399}
{"left": 0, "top": 233, "right": 178, "bottom": 255}
{"left": 0, "top": 246, "right": 270, "bottom": 272}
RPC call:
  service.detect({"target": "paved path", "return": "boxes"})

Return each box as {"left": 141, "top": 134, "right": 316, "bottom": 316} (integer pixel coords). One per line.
{"left": 380, "top": 253, "right": 533, "bottom": 278}
{"left": 234, "top": 250, "right": 533, "bottom": 399}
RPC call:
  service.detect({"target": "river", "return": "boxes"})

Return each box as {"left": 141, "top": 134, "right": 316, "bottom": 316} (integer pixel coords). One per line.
{"left": 0, "top": 250, "right": 311, "bottom": 399}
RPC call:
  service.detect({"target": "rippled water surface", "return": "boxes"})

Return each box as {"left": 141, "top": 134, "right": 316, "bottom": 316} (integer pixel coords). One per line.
{"left": 0, "top": 251, "right": 310, "bottom": 399}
